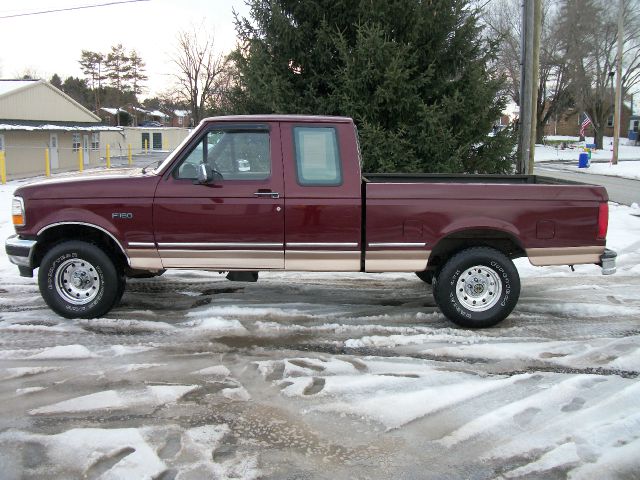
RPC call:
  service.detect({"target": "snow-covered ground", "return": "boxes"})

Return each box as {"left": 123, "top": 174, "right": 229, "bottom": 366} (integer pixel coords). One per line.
{"left": 536, "top": 136, "right": 640, "bottom": 181}
{"left": 1, "top": 175, "right": 639, "bottom": 479}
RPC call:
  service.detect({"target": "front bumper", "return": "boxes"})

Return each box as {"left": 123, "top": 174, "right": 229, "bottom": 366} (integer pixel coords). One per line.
{"left": 5, "top": 235, "right": 37, "bottom": 277}
{"left": 600, "top": 248, "right": 617, "bottom": 275}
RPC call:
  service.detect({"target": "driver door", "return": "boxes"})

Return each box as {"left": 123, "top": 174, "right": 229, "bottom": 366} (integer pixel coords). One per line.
{"left": 153, "top": 122, "right": 284, "bottom": 269}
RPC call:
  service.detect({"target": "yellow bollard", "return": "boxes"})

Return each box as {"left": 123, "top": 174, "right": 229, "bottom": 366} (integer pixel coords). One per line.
{"left": 45, "top": 148, "right": 51, "bottom": 177}
{"left": 106, "top": 144, "right": 111, "bottom": 169}
{"left": 78, "top": 149, "right": 83, "bottom": 172}
{"left": 144, "top": 139, "right": 149, "bottom": 155}
{"left": 128, "top": 144, "right": 132, "bottom": 166}
{"left": 0, "top": 151, "right": 6, "bottom": 184}
{"left": 163, "top": 138, "right": 168, "bottom": 150}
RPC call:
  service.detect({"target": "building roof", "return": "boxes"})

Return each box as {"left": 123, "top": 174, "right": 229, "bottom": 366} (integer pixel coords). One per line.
{"left": 0, "top": 119, "right": 122, "bottom": 132}
{"left": 0, "top": 80, "right": 37, "bottom": 97}
{"left": 174, "top": 109, "right": 190, "bottom": 117}
{"left": 0, "top": 79, "right": 101, "bottom": 123}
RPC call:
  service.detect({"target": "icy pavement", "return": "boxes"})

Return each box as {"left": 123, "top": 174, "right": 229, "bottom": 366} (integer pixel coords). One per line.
{"left": 1, "top": 182, "right": 640, "bottom": 478}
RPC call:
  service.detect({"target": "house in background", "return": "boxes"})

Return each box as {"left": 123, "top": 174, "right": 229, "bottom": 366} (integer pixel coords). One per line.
{"left": 544, "top": 104, "right": 633, "bottom": 139}
{"left": 0, "top": 79, "right": 122, "bottom": 179}
{"left": 170, "top": 109, "right": 193, "bottom": 128}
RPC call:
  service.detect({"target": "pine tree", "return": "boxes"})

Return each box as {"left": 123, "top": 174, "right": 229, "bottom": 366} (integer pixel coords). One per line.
{"left": 227, "top": 0, "right": 515, "bottom": 174}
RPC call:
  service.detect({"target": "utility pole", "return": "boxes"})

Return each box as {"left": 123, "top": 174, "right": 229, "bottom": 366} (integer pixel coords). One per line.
{"left": 527, "top": 0, "right": 542, "bottom": 175}
{"left": 518, "top": 0, "right": 542, "bottom": 175}
{"left": 518, "top": 0, "right": 534, "bottom": 174}
{"left": 612, "top": 0, "right": 624, "bottom": 165}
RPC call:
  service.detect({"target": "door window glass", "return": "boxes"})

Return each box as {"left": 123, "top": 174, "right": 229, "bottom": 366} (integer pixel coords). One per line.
{"left": 174, "top": 129, "right": 270, "bottom": 181}
{"left": 293, "top": 127, "right": 342, "bottom": 186}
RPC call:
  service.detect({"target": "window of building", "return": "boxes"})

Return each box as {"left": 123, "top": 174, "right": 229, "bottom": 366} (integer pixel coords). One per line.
{"left": 153, "top": 132, "right": 162, "bottom": 150}
{"left": 141, "top": 132, "right": 150, "bottom": 150}
{"left": 178, "top": 116, "right": 183, "bottom": 127}
{"left": 607, "top": 115, "right": 614, "bottom": 127}
{"left": 293, "top": 127, "right": 342, "bottom": 186}
{"left": 91, "top": 132, "right": 100, "bottom": 151}
{"left": 633, "top": 120, "right": 639, "bottom": 132}
{"left": 174, "top": 128, "right": 270, "bottom": 181}
{"left": 72, "top": 133, "right": 81, "bottom": 152}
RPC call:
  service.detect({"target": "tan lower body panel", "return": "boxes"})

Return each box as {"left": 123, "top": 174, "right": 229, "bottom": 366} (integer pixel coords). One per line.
{"left": 128, "top": 248, "right": 164, "bottom": 270}
{"left": 285, "top": 250, "right": 360, "bottom": 271}
{"left": 526, "top": 246, "right": 604, "bottom": 266}
{"left": 158, "top": 250, "right": 284, "bottom": 269}
{"left": 365, "top": 250, "right": 431, "bottom": 272}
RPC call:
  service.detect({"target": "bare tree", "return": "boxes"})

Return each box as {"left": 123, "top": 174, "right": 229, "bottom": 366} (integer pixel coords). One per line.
{"left": 560, "top": 0, "right": 640, "bottom": 149}
{"left": 170, "top": 26, "right": 229, "bottom": 124}
{"left": 483, "top": 0, "right": 572, "bottom": 142}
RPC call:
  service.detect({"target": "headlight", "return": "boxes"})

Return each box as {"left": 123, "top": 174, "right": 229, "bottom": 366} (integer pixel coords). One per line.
{"left": 11, "top": 196, "right": 25, "bottom": 227}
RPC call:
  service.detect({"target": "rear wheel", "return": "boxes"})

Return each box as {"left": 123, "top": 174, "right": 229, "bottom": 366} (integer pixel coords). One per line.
{"left": 38, "top": 241, "right": 123, "bottom": 319}
{"left": 433, "top": 247, "right": 520, "bottom": 328}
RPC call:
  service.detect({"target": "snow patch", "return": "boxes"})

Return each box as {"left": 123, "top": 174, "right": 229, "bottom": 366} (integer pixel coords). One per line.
{"left": 29, "top": 385, "right": 199, "bottom": 415}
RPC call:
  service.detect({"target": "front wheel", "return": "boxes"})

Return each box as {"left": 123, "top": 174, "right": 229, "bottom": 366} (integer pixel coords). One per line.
{"left": 38, "top": 241, "right": 123, "bottom": 319}
{"left": 433, "top": 247, "right": 520, "bottom": 328}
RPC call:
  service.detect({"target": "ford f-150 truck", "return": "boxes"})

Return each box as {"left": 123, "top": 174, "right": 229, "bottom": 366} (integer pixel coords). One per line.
{"left": 5, "top": 115, "right": 617, "bottom": 328}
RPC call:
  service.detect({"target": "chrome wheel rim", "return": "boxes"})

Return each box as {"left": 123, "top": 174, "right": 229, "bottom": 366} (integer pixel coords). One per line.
{"left": 55, "top": 258, "right": 101, "bottom": 305}
{"left": 455, "top": 265, "right": 502, "bottom": 312}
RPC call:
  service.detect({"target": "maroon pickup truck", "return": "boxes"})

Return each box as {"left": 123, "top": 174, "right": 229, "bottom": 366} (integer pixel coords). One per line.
{"left": 6, "top": 115, "right": 616, "bottom": 328}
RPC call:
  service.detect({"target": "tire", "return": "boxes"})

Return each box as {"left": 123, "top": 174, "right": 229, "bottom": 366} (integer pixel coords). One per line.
{"left": 38, "top": 241, "right": 123, "bottom": 319}
{"left": 433, "top": 247, "right": 520, "bottom": 328}
{"left": 415, "top": 270, "right": 434, "bottom": 284}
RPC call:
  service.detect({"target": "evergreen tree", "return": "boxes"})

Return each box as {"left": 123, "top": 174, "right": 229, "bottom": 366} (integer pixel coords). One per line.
{"left": 227, "top": 0, "right": 515, "bottom": 173}
{"left": 49, "top": 74, "right": 62, "bottom": 89}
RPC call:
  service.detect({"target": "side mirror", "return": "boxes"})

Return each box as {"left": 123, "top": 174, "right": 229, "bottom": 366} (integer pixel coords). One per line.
{"left": 196, "top": 163, "right": 224, "bottom": 185}
{"left": 196, "top": 163, "right": 213, "bottom": 184}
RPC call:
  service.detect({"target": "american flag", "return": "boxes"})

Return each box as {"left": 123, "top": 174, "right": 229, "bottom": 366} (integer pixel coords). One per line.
{"left": 580, "top": 113, "right": 592, "bottom": 137}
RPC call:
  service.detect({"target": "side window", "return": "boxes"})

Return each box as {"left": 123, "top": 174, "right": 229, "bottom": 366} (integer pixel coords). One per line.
{"left": 293, "top": 127, "right": 342, "bottom": 186}
{"left": 174, "top": 129, "right": 271, "bottom": 181}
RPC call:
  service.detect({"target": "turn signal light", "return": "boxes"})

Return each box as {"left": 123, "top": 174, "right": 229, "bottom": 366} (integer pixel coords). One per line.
{"left": 11, "top": 197, "right": 25, "bottom": 227}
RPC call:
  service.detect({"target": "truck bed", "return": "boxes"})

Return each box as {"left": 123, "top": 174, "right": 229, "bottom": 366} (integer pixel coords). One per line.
{"left": 363, "top": 173, "right": 589, "bottom": 185}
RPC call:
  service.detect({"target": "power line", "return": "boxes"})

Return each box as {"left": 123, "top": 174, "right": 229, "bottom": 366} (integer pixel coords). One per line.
{"left": 0, "top": 0, "right": 150, "bottom": 20}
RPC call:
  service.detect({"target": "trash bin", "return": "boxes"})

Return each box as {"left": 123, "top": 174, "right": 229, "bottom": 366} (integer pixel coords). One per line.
{"left": 578, "top": 152, "right": 590, "bottom": 168}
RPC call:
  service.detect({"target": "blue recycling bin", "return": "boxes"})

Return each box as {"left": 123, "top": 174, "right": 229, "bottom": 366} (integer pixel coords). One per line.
{"left": 578, "top": 152, "right": 590, "bottom": 168}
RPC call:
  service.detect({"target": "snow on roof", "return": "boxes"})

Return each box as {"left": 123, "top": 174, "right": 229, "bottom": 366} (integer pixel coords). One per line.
{"left": 149, "top": 110, "right": 168, "bottom": 118}
{"left": 0, "top": 80, "right": 38, "bottom": 97}
{"left": 100, "top": 107, "right": 129, "bottom": 116}
{"left": 0, "top": 123, "right": 122, "bottom": 132}
{"left": 174, "top": 110, "right": 190, "bottom": 117}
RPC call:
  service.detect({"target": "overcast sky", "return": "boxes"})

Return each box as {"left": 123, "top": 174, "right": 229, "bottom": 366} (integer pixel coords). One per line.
{"left": 0, "top": 0, "right": 249, "bottom": 98}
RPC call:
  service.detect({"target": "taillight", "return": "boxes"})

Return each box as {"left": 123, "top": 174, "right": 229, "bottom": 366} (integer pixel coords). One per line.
{"left": 597, "top": 202, "right": 608, "bottom": 240}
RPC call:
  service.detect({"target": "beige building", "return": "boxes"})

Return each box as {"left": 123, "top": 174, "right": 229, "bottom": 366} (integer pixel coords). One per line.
{"left": 0, "top": 80, "right": 191, "bottom": 179}
{"left": 0, "top": 79, "right": 125, "bottom": 179}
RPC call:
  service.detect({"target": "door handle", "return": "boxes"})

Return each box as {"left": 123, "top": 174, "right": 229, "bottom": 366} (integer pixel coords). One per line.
{"left": 254, "top": 191, "right": 280, "bottom": 199}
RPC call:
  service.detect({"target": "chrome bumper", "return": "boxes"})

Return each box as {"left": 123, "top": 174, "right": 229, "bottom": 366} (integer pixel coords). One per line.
{"left": 5, "top": 235, "right": 37, "bottom": 275}
{"left": 600, "top": 248, "right": 617, "bottom": 275}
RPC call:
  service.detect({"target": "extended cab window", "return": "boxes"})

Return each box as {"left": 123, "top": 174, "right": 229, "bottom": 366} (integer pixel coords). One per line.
{"left": 293, "top": 127, "right": 342, "bottom": 186}
{"left": 175, "top": 129, "right": 270, "bottom": 181}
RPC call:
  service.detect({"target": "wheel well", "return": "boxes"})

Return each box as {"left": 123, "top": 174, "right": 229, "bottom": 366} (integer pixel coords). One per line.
{"left": 34, "top": 224, "right": 128, "bottom": 272}
{"left": 427, "top": 229, "right": 525, "bottom": 273}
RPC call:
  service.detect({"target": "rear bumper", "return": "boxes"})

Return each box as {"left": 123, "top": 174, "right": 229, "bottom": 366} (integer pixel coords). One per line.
{"left": 5, "top": 235, "right": 37, "bottom": 277}
{"left": 600, "top": 248, "right": 617, "bottom": 275}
